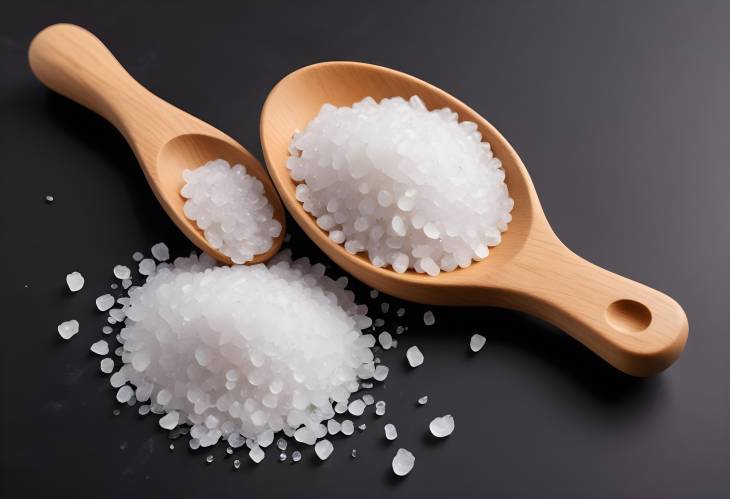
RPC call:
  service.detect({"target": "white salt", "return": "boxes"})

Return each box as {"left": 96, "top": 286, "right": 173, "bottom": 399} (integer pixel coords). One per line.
{"left": 423, "top": 310, "right": 435, "bottom": 326}
{"left": 90, "top": 340, "right": 109, "bottom": 355}
{"left": 406, "top": 346, "right": 424, "bottom": 367}
{"left": 116, "top": 385, "right": 134, "bottom": 403}
{"left": 470, "top": 333, "right": 487, "bottom": 352}
{"left": 384, "top": 423, "right": 397, "bottom": 440}
{"left": 341, "top": 420, "right": 355, "bottom": 435}
{"left": 288, "top": 96, "right": 513, "bottom": 276}
{"left": 292, "top": 450, "right": 302, "bottom": 462}
{"left": 314, "top": 439, "right": 334, "bottom": 460}
{"left": 159, "top": 411, "right": 179, "bottom": 430}
{"left": 375, "top": 401, "right": 386, "bottom": 416}
{"left": 362, "top": 394, "right": 375, "bottom": 406}
{"left": 66, "top": 272, "right": 84, "bottom": 292}
{"left": 150, "top": 242, "right": 169, "bottom": 261}
{"left": 396, "top": 308, "right": 405, "bottom": 317}
{"left": 100, "top": 358, "right": 114, "bottom": 373}
{"left": 392, "top": 448, "right": 415, "bottom": 476}
{"left": 181, "top": 159, "right": 281, "bottom": 264}
{"left": 113, "top": 265, "right": 131, "bottom": 280}
{"left": 348, "top": 399, "right": 366, "bottom": 416}
{"left": 132, "top": 251, "right": 144, "bottom": 262}
{"left": 417, "top": 396, "right": 428, "bottom": 405}
{"left": 374, "top": 365, "right": 389, "bottom": 381}
{"left": 95, "top": 294, "right": 115, "bottom": 311}
{"left": 249, "top": 445, "right": 265, "bottom": 463}
{"left": 429, "top": 414, "right": 455, "bottom": 438}
{"left": 378, "top": 331, "right": 393, "bottom": 349}
{"left": 327, "top": 419, "right": 341, "bottom": 435}
{"left": 57, "top": 320, "right": 79, "bottom": 340}
{"left": 138, "top": 258, "right": 156, "bottom": 276}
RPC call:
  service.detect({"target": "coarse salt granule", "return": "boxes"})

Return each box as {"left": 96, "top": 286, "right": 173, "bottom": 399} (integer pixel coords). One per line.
{"left": 181, "top": 159, "right": 281, "bottom": 264}
{"left": 288, "top": 96, "right": 513, "bottom": 276}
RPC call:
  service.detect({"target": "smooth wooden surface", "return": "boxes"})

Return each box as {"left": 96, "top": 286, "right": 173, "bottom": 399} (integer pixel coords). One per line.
{"left": 28, "top": 24, "right": 285, "bottom": 265}
{"left": 260, "top": 61, "right": 688, "bottom": 376}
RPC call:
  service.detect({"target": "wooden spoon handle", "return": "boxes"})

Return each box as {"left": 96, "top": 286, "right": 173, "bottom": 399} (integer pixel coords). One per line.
{"left": 28, "top": 24, "right": 185, "bottom": 161}
{"left": 504, "top": 245, "right": 688, "bottom": 376}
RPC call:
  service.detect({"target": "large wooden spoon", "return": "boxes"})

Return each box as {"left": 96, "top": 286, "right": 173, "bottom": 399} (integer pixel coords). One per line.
{"left": 260, "top": 61, "right": 688, "bottom": 376}
{"left": 29, "top": 24, "right": 285, "bottom": 265}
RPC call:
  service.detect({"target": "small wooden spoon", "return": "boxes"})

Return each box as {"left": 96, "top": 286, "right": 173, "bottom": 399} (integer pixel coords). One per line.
{"left": 29, "top": 24, "right": 285, "bottom": 265}
{"left": 260, "top": 61, "right": 688, "bottom": 376}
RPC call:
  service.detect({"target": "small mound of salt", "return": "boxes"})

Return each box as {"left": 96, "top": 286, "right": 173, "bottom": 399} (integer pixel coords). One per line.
{"left": 288, "top": 96, "right": 513, "bottom": 276}
{"left": 181, "top": 159, "right": 281, "bottom": 264}
{"left": 406, "top": 346, "right": 424, "bottom": 367}
{"left": 66, "top": 272, "right": 84, "bottom": 292}
{"left": 392, "top": 448, "right": 415, "bottom": 476}
{"left": 429, "top": 415, "right": 455, "bottom": 438}
{"left": 57, "top": 320, "right": 79, "bottom": 340}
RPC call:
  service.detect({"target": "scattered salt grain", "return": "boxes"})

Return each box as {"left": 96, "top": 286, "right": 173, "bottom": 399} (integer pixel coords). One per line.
{"left": 95, "top": 294, "right": 115, "bottom": 312}
{"left": 351, "top": 449, "right": 357, "bottom": 458}
{"left": 205, "top": 455, "right": 214, "bottom": 464}
{"left": 233, "top": 458, "right": 241, "bottom": 469}
{"left": 375, "top": 401, "right": 386, "bottom": 416}
{"left": 292, "top": 450, "right": 302, "bottom": 462}
{"left": 122, "top": 279, "right": 132, "bottom": 289}
{"left": 327, "top": 419, "right": 341, "bottom": 435}
{"left": 66, "top": 272, "right": 84, "bottom": 292}
{"left": 116, "top": 385, "right": 134, "bottom": 403}
{"left": 384, "top": 423, "right": 397, "bottom": 440}
{"left": 358, "top": 424, "right": 366, "bottom": 431}
{"left": 279, "top": 452, "right": 287, "bottom": 461}
{"left": 132, "top": 251, "right": 144, "bottom": 262}
{"left": 406, "top": 346, "right": 424, "bottom": 367}
{"left": 277, "top": 438, "right": 287, "bottom": 451}
{"left": 57, "top": 320, "right": 79, "bottom": 340}
{"left": 90, "top": 340, "right": 109, "bottom": 355}
{"left": 138, "top": 258, "right": 156, "bottom": 276}
{"left": 181, "top": 159, "right": 281, "bottom": 264}
{"left": 113, "top": 265, "right": 131, "bottom": 280}
{"left": 429, "top": 414, "right": 455, "bottom": 438}
{"left": 378, "top": 331, "right": 393, "bottom": 349}
{"left": 417, "top": 396, "right": 428, "bottom": 406}
{"left": 370, "top": 289, "right": 379, "bottom": 299}
{"left": 374, "top": 365, "right": 389, "bottom": 381}
{"left": 348, "top": 399, "right": 366, "bottom": 416}
{"left": 159, "top": 411, "right": 179, "bottom": 430}
{"left": 45, "top": 195, "right": 54, "bottom": 203}
{"left": 138, "top": 405, "right": 150, "bottom": 416}
{"left": 392, "top": 448, "right": 415, "bottom": 476}
{"left": 249, "top": 446, "right": 265, "bottom": 463}
{"left": 396, "top": 308, "right": 405, "bottom": 317}
{"left": 341, "top": 420, "right": 355, "bottom": 435}
{"left": 470, "top": 333, "right": 487, "bottom": 352}
{"left": 100, "top": 357, "right": 114, "bottom": 373}
{"left": 102, "top": 326, "right": 112, "bottom": 335}
{"left": 423, "top": 311, "right": 435, "bottom": 326}
{"left": 150, "top": 242, "right": 169, "bottom": 261}
{"left": 315, "top": 439, "right": 334, "bottom": 460}
{"left": 381, "top": 302, "right": 390, "bottom": 314}
{"left": 362, "top": 394, "right": 375, "bottom": 406}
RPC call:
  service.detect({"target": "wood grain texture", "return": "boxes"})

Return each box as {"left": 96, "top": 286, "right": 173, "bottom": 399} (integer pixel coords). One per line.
{"left": 28, "top": 24, "right": 285, "bottom": 265}
{"left": 260, "top": 61, "right": 688, "bottom": 376}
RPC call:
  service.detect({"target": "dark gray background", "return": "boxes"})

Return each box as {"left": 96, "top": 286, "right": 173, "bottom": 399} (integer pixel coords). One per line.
{"left": 1, "top": 1, "right": 728, "bottom": 498}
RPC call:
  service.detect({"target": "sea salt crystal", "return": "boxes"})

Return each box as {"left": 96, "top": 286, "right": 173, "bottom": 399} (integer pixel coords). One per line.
{"left": 116, "top": 385, "right": 134, "bottom": 403}
{"left": 396, "top": 308, "right": 405, "bottom": 317}
{"left": 370, "top": 289, "right": 379, "bottom": 299}
{"left": 341, "top": 420, "right": 355, "bottom": 435}
{"left": 132, "top": 251, "right": 144, "bottom": 262}
{"left": 113, "top": 265, "right": 131, "bottom": 280}
{"left": 327, "top": 420, "right": 341, "bottom": 435}
{"left": 314, "top": 439, "right": 334, "bottom": 460}
{"left": 374, "top": 365, "right": 389, "bottom": 381}
{"left": 277, "top": 438, "right": 287, "bottom": 450}
{"left": 381, "top": 302, "right": 390, "bottom": 313}
{"left": 95, "top": 294, "right": 115, "bottom": 311}
{"left": 378, "top": 331, "right": 393, "bottom": 349}
{"left": 66, "top": 272, "right": 84, "bottom": 292}
{"left": 423, "top": 310, "right": 435, "bottom": 326}
{"left": 348, "top": 399, "right": 366, "bottom": 416}
{"left": 406, "top": 346, "right": 424, "bottom": 367}
{"left": 205, "top": 455, "right": 214, "bottom": 464}
{"left": 375, "top": 401, "right": 386, "bottom": 416}
{"left": 57, "top": 320, "right": 79, "bottom": 339}
{"left": 150, "top": 242, "right": 169, "bottom": 261}
{"left": 429, "top": 414, "right": 455, "bottom": 438}
{"left": 392, "top": 448, "right": 415, "bottom": 476}
{"left": 233, "top": 458, "right": 241, "bottom": 469}
{"left": 362, "top": 394, "right": 375, "bottom": 406}
{"left": 470, "top": 334, "right": 487, "bottom": 352}
{"left": 45, "top": 195, "right": 54, "bottom": 203}
{"left": 418, "top": 396, "right": 428, "bottom": 406}
{"left": 292, "top": 450, "right": 302, "bottom": 462}
{"left": 358, "top": 424, "right": 366, "bottom": 431}
{"left": 384, "top": 424, "right": 397, "bottom": 440}
{"left": 351, "top": 449, "right": 357, "bottom": 458}
{"left": 159, "top": 411, "right": 179, "bottom": 430}
{"left": 96, "top": 357, "right": 114, "bottom": 374}
{"left": 90, "top": 340, "right": 109, "bottom": 355}
{"left": 249, "top": 445, "right": 265, "bottom": 463}
{"left": 138, "top": 258, "right": 156, "bottom": 276}
{"left": 102, "top": 326, "right": 112, "bottom": 335}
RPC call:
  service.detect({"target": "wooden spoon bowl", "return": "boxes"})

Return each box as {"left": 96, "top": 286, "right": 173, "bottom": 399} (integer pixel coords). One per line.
{"left": 260, "top": 61, "right": 688, "bottom": 376}
{"left": 29, "top": 24, "right": 285, "bottom": 265}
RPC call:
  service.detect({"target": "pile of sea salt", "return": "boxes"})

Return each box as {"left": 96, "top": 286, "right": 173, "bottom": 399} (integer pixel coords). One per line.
{"left": 181, "top": 159, "right": 282, "bottom": 264}
{"left": 287, "top": 96, "right": 513, "bottom": 276}
{"left": 103, "top": 249, "right": 381, "bottom": 454}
